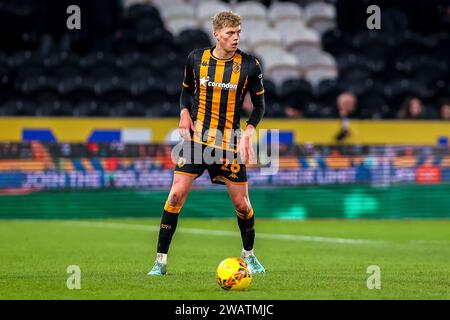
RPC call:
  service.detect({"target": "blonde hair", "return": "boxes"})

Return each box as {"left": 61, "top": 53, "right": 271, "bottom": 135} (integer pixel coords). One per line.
{"left": 212, "top": 11, "right": 241, "bottom": 32}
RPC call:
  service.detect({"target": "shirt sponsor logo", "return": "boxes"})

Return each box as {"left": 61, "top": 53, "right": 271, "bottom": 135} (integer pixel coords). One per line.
{"left": 199, "top": 76, "right": 237, "bottom": 91}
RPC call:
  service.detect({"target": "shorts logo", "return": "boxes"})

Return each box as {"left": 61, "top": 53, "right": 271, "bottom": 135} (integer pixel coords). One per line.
{"left": 177, "top": 157, "right": 186, "bottom": 167}
{"left": 230, "top": 162, "right": 241, "bottom": 173}
{"left": 229, "top": 173, "right": 238, "bottom": 179}
{"left": 232, "top": 61, "right": 241, "bottom": 74}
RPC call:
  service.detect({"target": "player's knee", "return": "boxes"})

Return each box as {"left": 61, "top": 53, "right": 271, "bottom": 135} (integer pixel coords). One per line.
{"left": 235, "top": 200, "right": 252, "bottom": 218}
{"left": 167, "top": 191, "right": 185, "bottom": 207}
{"left": 235, "top": 203, "right": 249, "bottom": 213}
{"left": 234, "top": 195, "right": 250, "bottom": 211}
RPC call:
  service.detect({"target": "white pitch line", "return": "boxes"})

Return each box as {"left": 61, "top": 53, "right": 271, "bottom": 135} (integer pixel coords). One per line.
{"left": 63, "top": 221, "right": 377, "bottom": 245}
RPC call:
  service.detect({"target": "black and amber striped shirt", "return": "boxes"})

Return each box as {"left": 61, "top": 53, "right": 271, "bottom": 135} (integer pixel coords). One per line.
{"left": 180, "top": 46, "right": 265, "bottom": 151}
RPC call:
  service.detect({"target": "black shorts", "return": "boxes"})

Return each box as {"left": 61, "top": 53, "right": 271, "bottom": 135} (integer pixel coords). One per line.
{"left": 173, "top": 141, "right": 247, "bottom": 185}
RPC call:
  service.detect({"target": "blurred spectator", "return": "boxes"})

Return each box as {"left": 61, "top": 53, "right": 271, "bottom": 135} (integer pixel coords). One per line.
{"left": 284, "top": 97, "right": 303, "bottom": 119}
{"left": 0, "top": 143, "right": 33, "bottom": 159}
{"left": 87, "top": 142, "right": 99, "bottom": 155}
{"left": 398, "top": 97, "right": 424, "bottom": 119}
{"left": 284, "top": 106, "right": 303, "bottom": 118}
{"left": 156, "top": 145, "right": 175, "bottom": 169}
{"left": 60, "top": 143, "right": 71, "bottom": 157}
{"left": 335, "top": 92, "right": 357, "bottom": 141}
{"left": 105, "top": 157, "right": 119, "bottom": 172}
{"left": 440, "top": 98, "right": 450, "bottom": 120}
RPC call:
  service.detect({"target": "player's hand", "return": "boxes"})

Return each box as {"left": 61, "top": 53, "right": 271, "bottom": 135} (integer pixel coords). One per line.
{"left": 179, "top": 108, "right": 195, "bottom": 141}
{"left": 239, "top": 124, "right": 256, "bottom": 165}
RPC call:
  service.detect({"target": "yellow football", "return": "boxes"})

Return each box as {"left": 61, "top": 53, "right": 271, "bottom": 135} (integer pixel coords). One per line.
{"left": 216, "top": 257, "right": 252, "bottom": 291}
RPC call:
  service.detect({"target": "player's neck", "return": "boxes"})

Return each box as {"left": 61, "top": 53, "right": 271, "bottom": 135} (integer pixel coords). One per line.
{"left": 212, "top": 45, "right": 235, "bottom": 60}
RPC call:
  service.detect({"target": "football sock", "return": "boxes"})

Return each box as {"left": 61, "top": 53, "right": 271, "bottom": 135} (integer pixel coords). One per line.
{"left": 156, "top": 201, "right": 181, "bottom": 255}
{"left": 236, "top": 209, "right": 255, "bottom": 251}
{"left": 241, "top": 249, "right": 254, "bottom": 258}
{"left": 156, "top": 253, "right": 167, "bottom": 264}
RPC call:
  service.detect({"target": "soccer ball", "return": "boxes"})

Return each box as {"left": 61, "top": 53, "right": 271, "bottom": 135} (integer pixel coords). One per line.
{"left": 216, "top": 257, "right": 252, "bottom": 291}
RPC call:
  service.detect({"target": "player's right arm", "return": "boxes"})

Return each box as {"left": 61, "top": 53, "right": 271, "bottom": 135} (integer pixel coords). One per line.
{"left": 179, "top": 51, "right": 196, "bottom": 140}
{"left": 239, "top": 57, "right": 266, "bottom": 164}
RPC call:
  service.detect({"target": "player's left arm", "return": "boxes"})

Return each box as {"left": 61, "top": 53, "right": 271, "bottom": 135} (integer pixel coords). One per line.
{"left": 179, "top": 51, "right": 196, "bottom": 140}
{"left": 239, "top": 58, "right": 266, "bottom": 164}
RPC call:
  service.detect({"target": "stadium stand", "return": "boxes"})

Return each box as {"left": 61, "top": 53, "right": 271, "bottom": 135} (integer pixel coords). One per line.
{"left": 0, "top": 0, "right": 449, "bottom": 119}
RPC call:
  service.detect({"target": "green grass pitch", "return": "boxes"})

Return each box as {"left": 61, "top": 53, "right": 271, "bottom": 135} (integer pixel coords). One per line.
{"left": 1, "top": 218, "right": 449, "bottom": 299}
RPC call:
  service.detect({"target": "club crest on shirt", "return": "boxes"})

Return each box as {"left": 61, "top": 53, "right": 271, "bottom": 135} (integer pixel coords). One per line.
{"left": 232, "top": 61, "right": 241, "bottom": 74}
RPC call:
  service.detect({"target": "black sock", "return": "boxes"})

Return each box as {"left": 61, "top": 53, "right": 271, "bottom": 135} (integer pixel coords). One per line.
{"left": 237, "top": 215, "right": 255, "bottom": 251}
{"left": 156, "top": 210, "right": 179, "bottom": 254}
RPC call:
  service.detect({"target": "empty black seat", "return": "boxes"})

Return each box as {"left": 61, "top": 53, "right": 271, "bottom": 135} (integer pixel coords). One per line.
{"left": 137, "top": 86, "right": 169, "bottom": 108}
{"left": 304, "top": 103, "right": 336, "bottom": 118}
{"left": 73, "top": 100, "right": 101, "bottom": 117}
{"left": 44, "top": 52, "right": 81, "bottom": 72}
{"left": 321, "top": 29, "right": 353, "bottom": 57}
{"left": 14, "top": 62, "right": 47, "bottom": 81}
{"left": 125, "top": 4, "right": 162, "bottom": 24}
{"left": 314, "top": 78, "right": 341, "bottom": 106}
{"left": 47, "top": 100, "right": 74, "bottom": 116}
{"left": 262, "top": 80, "right": 283, "bottom": 117}
{"left": 394, "top": 32, "right": 430, "bottom": 61}
{"left": 0, "top": 99, "right": 35, "bottom": 116}
{"left": 126, "top": 65, "right": 157, "bottom": 82}
{"left": 176, "top": 29, "right": 212, "bottom": 57}
{"left": 87, "top": 64, "right": 119, "bottom": 81}
{"left": 357, "top": 91, "right": 390, "bottom": 119}
{"left": 0, "top": 87, "right": 19, "bottom": 103}
{"left": 117, "top": 51, "right": 153, "bottom": 69}
{"left": 396, "top": 55, "right": 447, "bottom": 86}
{"left": 51, "top": 62, "right": 82, "bottom": 82}
{"left": 384, "top": 79, "right": 424, "bottom": 109}
{"left": 7, "top": 50, "right": 34, "bottom": 69}
{"left": 337, "top": 54, "right": 383, "bottom": 82}
{"left": 109, "top": 100, "right": 148, "bottom": 117}
{"left": 80, "top": 51, "right": 116, "bottom": 69}
{"left": 58, "top": 76, "right": 96, "bottom": 100}
{"left": 96, "top": 78, "right": 132, "bottom": 105}
{"left": 20, "top": 76, "right": 58, "bottom": 96}
{"left": 279, "top": 78, "right": 313, "bottom": 108}
{"left": 352, "top": 31, "right": 395, "bottom": 61}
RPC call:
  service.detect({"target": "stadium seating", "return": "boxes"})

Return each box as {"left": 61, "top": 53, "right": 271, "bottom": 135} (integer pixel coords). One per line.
{"left": 0, "top": 0, "right": 449, "bottom": 119}
{"left": 303, "top": 1, "right": 336, "bottom": 34}
{"left": 254, "top": 47, "right": 301, "bottom": 87}
{"left": 267, "top": 2, "right": 303, "bottom": 24}
{"left": 234, "top": 1, "right": 267, "bottom": 22}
